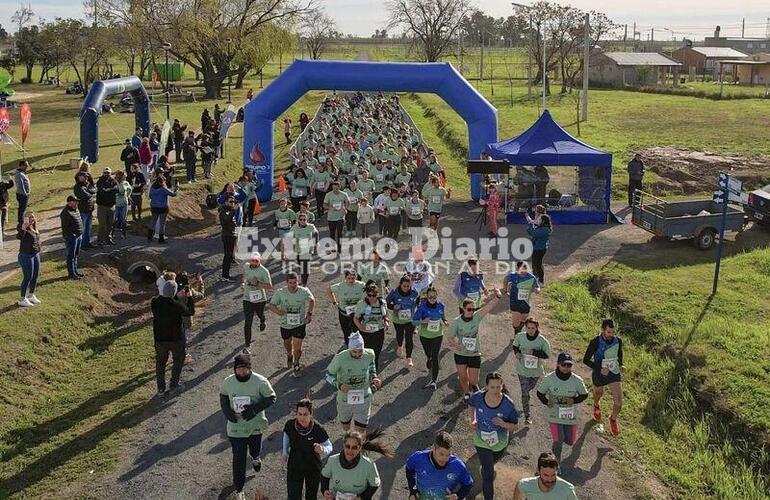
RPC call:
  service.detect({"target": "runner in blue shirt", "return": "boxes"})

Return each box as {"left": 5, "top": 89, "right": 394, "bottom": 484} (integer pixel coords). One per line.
{"left": 412, "top": 286, "right": 448, "bottom": 389}
{"left": 468, "top": 372, "right": 520, "bottom": 500}
{"left": 503, "top": 261, "right": 540, "bottom": 333}
{"left": 451, "top": 258, "right": 487, "bottom": 313}
{"left": 405, "top": 431, "right": 474, "bottom": 499}
{"left": 386, "top": 275, "right": 421, "bottom": 367}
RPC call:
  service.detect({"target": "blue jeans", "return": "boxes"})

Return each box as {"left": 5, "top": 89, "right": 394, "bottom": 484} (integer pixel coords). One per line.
{"left": 114, "top": 206, "right": 128, "bottom": 233}
{"left": 80, "top": 211, "right": 93, "bottom": 246}
{"left": 65, "top": 235, "right": 82, "bottom": 277}
{"left": 18, "top": 252, "right": 40, "bottom": 298}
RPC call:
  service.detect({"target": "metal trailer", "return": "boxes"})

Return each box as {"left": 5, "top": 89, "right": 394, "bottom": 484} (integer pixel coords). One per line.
{"left": 631, "top": 190, "right": 745, "bottom": 250}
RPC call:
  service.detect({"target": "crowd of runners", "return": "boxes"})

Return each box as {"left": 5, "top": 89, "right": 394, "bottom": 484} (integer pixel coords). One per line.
{"left": 204, "top": 93, "right": 624, "bottom": 500}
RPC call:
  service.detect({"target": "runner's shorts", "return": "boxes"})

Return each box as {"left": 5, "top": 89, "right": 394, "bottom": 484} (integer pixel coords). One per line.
{"left": 280, "top": 325, "right": 307, "bottom": 340}
{"left": 509, "top": 300, "right": 531, "bottom": 314}
{"left": 337, "top": 398, "right": 371, "bottom": 427}
{"left": 592, "top": 369, "right": 621, "bottom": 387}
{"left": 453, "top": 354, "right": 481, "bottom": 369}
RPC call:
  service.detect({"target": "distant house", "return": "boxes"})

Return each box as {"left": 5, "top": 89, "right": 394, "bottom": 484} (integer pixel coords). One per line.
{"left": 588, "top": 52, "right": 681, "bottom": 87}
{"left": 671, "top": 46, "right": 748, "bottom": 77}
{"left": 718, "top": 53, "right": 770, "bottom": 86}
{"left": 704, "top": 25, "right": 770, "bottom": 55}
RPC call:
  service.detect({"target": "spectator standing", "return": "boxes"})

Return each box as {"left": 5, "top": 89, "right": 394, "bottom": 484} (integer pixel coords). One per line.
{"left": 113, "top": 170, "right": 132, "bottom": 240}
{"left": 214, "top": 104, "right": 223, "bottom": 124}
{"left": 526, "top": 213, "right": 552, "bottom": 286}
{"left": 120, "top": 139, "right": 140, "bottom": 174}
{"left": 17, "top": 212, "right": 41, "bottom": 307}
{"left": 177, "top": 271, "right": 205, "bottom": 365}
{"left": 151, "top": 280, "right": 189, "bottom": 395}
{"left": 283, "top": 117, "right": 293, "bottom": 145}
{"left": 182, "top": 132, "right": 198, "bottom": 183}
{"left": 199, "top": 133, "right": 216, "bottom": 179}
{"left": 127, "top": 164, "right": 146, "bottom": 221}
{"left": 138, "top": 137, "right": 153, "bottom": 181}
{"left": 219, "top": 196, "right": 242, "bottom": 281}
{"left": 60, "top": 195, "right": 84, "bottom": 280}
{"left": 147, "top": 176, "right": 178, "bottom": 244}
{"left": 299, "top": 112, "right": 309, "bottom": 132}
{"left": 200, "top": 109, "right": 211, "bottom": 132}
{"left": 74, "top": 172, "right": 97, "bottom": 249}
{"left": 14, "top": 160, "right": 31, "bottom": 227}
{"left": 130, "top": 127, "right": 143, "bottom": 149}
{"left": 95, "top": 167, "right": 118, "bottom": 246}
{"left": 172, "top": 119, "right": 187, "bottom": 162}
{"left": 0, "top": 174, "right": 14, "bottom": 232}
{"left": 627, "top": 153, "right": 645, "bottom": 206}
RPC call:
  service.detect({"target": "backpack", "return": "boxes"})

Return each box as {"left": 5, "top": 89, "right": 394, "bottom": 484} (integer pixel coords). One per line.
{"left": 205, "top": 193, "right": 218, "bottom": 210}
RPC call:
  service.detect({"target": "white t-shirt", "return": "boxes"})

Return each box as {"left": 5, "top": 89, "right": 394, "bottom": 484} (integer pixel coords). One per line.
{"left": 405, "top": 260, "right": 434, "bottom": 293}
{"left": 373, "top": 193, "right": 387, "bottom": 211}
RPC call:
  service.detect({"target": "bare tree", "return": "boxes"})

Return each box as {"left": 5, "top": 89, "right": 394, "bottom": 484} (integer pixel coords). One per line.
{"left": 11, "top": 3, "right": 34, "bottom": 35}
{"left": 387, "top": 0, "right": 472, "bottom": 62}
{"left": 302, "top": 9, "right": 337, "bottom": 60}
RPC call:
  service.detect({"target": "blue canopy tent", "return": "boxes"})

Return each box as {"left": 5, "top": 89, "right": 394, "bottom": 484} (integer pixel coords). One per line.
{"left": 484, "top": 110, "right": 612, "bottom": 225}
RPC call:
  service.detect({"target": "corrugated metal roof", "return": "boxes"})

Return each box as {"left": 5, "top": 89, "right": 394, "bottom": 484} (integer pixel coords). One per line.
{"left": 691, "top": 47, "right": 748, "bottom": 58}
{"left": 601, "top": 52, "right": 681, "bottom": 66}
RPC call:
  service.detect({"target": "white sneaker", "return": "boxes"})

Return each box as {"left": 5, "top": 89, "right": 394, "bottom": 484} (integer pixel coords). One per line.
{"left": 27, "top": 294, "right": 41, "bottom": 305}
{"left": 234, "top": 492, "right": 245, "bottom": 500}
{"left": 18, "top": 298, "right": 34, "bottom": 307}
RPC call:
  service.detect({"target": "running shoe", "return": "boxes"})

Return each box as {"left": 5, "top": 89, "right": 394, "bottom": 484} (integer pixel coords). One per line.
{"left": 396, "top": 346, "right": 404, "bottom": 358}
{"left": 406, "top": 357, "right": 413, "bottom": 368}
{"left": 292, "top": 364, "right": 302, "bottom": 377}
{"left": 423, "top": 380, "right": 437, "bottom": 390}
{"left": 524, "top": 415, "right": 532, "bottom": 425}
{"left": 235, "top": 491, "right": 246, "bottom": 500}
{"left": 593, "top": 405, "right": 602, "bottom": 422}
{"left": 609, "top": 417, "right": 620, "bottom": 437}
{"left": 463, "top": 393, "right": 471, "bottom": 404}
{"left": 27, "top": 294, "right": 41, "bottom": 305}
{"left": 259, "top": 321, "right": 266, "bottom": 332}
{"left": 220, "top": 276, "right": 232, "bottom": 282}
{"left": 18, "top": 297, "right": 34, "bottom": 307}
{"left": 252, "top": 457, "right": 262, "bottom": 472}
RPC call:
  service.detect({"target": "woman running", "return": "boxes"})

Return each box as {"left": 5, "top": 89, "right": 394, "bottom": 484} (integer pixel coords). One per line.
{"left": 353, "top": 282, "right": 389, "bottom": 371}
{"left": 383, "top": 188, "right": 405, "bottom": 239}
{"left": 283, "top": 399, "right": 333, "bottom": 500}
{"left": 526, "top": 212, "right": 552, "bottom": 285}
{"left": 512, "top": 316, "right": 551, "bottom": 425}
{"left": 329, "top": 270, "right": 366, "bottom": 346}
{"left": 405, "top": 248, "right": 434, "bottom": 297}
{"left": 468, "top": 372, "right": 520, "bottom": 500}
{"left": 421, "top": 174, "right": 449, "bottom": 230}
{"left": 405, "top": 189, "right": 425, "bottom": 229}
{"left": 289, "top": 168, "right": 310, "bottom": 212}
{"left": 292, "top": 212, "right": 319, "bottom": 286}
{"left": 503, "top": 261, "right": 540, "bottom": 333}
{"left": 386, "top": 275, "right": 420, "bottom": 367}
{"left": 583, "top": 319, "right": 624, "bottom": 437}
{"left": 343, "top": 179, "right": 363, "bottom": 237}
{"left": 357, "top": 250, "right": 389, "bottom": 293}
{"left": 452, "top": 258, "right": 487, "bottom": 313}
{"left": 312, "top": 161, "right": 333, "bottom": 219}
{"left": 413, "top": 286, "right": 448, "bottom": 390}
{"left": 274, "top": 198, "right": 297, "bottom": 261}
{"left": 448, "top": 289, "right": 501, "bottom": 400}
{"left": 320, "top": 429, "right": 391, "bottom": 500}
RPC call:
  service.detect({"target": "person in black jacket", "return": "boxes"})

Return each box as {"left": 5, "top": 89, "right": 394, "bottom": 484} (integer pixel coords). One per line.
{"left": 151, "top": 280, "right": 189, "bottom": 395}
{"left": 120, "top": 139, "right": 140, "bottom": 174}
{"left": 182, "top": 131, "right": 198, "bottom": 182}
{"left": 60, "top": 195, "right": 84, "bottom": 280}
{"left": 17, "top": 212, "right": 42, "bottom": 308}
{"left": 74, "top": 172, "right": 97, "bottom": 249}
{"left": 96, "top": 168, "right": 119, "bottom": 246}
{"left": 172, "top": 119, "right": 187, "bottom": 162}
{"left": 127, "top": 163, "right": 146, "bottom": 221}
{"left": 283, "top": 399, "right": 333, "bottom": 500}
{"left": 0, "top": 174, "right": 14, "bottom": 232}
{"left": 219, "top": 196, "right": 241, "bottom": 281}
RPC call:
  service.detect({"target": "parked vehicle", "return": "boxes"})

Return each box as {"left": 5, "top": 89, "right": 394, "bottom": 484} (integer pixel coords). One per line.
{"left": 745, "top": 184, "right": 770, "bottom": 225}
{"left": 631, "top": 190, "right": 745, "bottom": 250}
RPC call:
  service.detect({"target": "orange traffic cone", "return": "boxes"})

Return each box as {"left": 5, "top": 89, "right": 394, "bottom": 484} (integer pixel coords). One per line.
{"left": 253, "top": 197, "right": 262, "bottom": 215}
{"left": 278, "top": 176, "right": 287, "bottom": 192}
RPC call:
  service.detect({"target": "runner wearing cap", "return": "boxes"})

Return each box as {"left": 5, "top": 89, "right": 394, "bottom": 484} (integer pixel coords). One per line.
{"left": 241, "top": 253, "right": 273, "bottom": 345}
{"left": 468, "top": 372, "right": 520, "bottom": 500}
{"left": 353, "top": 282, "right": 389, "bottom": 371}
{"left": 325, "top": 332, "right": 382, "bottom": 431}
{"left": 413, "top": 286, "right": 448, "bottom": 390}
{"left": 513, "top": 317, "right": 552, "bottom": 425}
{"left": 219, "top": 350, "right": 276, "bottom": 500}
{"left": 282, "top": 399, "right": 333, "bottom": 500}
{"left": 266, "top": 272, "right": 316, "bottom": 377}
{"left": 321, "top": 429, "right": 390, "bottom": 500}
{"left": 452, "top": 258, "right": 487, "bottom": 313}
{"left": 447, "top": 289, "right": 502, "bottom": 401}
{"left": 514, "top": 452, "right": 578, "bottom": 499}
{"left": 503, "top": 261, "right": 540, "bottom": 333}
{"left": 536, "top": 352, "right": 589, "bottom": 463}
{"left": 405, "top": 431, "right": 474, "bottom": 500}
{"left": 386, "top": 275, "right": 420, "bottom": 366}
{"left": 583, "top": 319, "right": 624, "bottom": 436}
{"left": 329, "top": 270, "right": 366, "bottom": 346}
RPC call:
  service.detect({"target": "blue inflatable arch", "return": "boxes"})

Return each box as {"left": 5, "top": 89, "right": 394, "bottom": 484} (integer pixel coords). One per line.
{"left": 243, "top": 60, "right": 498, "bottom": 201}
{"left": 80, "top": 76, "right": 151, "bottom": 163}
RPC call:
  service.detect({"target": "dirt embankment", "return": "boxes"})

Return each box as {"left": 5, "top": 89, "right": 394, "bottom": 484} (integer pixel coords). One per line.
{"left": 641, "top": 146, "right": 770, "bottom": 195}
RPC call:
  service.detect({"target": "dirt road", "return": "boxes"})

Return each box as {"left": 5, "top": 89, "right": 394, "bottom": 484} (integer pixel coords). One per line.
{"left": 79, "top": 199, "right": 673, "bottom": 500}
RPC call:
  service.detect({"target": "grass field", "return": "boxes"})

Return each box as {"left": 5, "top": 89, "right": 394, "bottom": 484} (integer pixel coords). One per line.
{"left": 544, "top": 250, "right": 770, "bottom": 498}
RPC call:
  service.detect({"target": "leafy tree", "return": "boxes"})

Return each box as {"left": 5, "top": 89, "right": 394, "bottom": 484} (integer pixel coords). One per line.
{"left": 15, "top": 25, "right": 41, "bottom": 82}
{"left": 387, "top": 0, "right": 472, "bottom": 62}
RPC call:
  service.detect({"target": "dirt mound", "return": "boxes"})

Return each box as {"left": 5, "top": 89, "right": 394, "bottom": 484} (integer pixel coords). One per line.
{"left": 129, "top": 184, "right": 219, "bottom": 238}
{"left": 641, "top": 146, "right": 770, "bottom": 195}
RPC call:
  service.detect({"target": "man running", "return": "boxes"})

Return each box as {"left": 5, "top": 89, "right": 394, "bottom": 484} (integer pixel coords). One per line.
{"left": 452, "top": 258, "right": 487, "bottom": 313}
{"left": 241, "top": 253, "right": 272, "bottom": 345}
{"left": 219, "top": 350, "right": 276, "bottom": 500}
{"left": 323, "top": 181, "right": 349, "bottom": 253}
{"left": 266, "top": 272, "right": 315, "bottom": 377}
{"left": 583, "top": 319, "right": 624, "bottom": 436}
{"left": 514, "top": 452, "right": 578, "bottom": 499}
{"left": 503, "top": 261, "right": 540, "bottom": 333}
{"left": 329, "top": 270, "right": 366, "bottom": 346}
{"left": 536, "top": 352, "right": 588, "bottom": 464}
{"left": 325, "top": 332, "right": 382, "bottom": 431}
{"left": 405, "top": 431, "right": 474, "bottom": 500}
{"left": 513, "top": 317, "right": 552, "bottom": 425}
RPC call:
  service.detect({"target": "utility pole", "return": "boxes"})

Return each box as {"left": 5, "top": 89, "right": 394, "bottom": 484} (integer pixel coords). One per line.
{"left": 742, "top": 18, "right": 745, "bottom": 38}
{"left": 162, "top": 42, "right": 171, "bottom": 121}
{"left": 527, "top": 15, "right": 533, "bottom": 98}
{"left": 458, "top": 31, "right": 463, "bottom": 75}
{"left": 479, "top": 30, "right": 484, "bottom": 88}
{"left": 651, "top": 27, "right": 654, "bottom": 42}
{"left": 623, "top": 24, "right": 628, "bottom": 43}
{"left": 581, "top": 12, "right": 590, "bottom": 121}
{"left": 542, "top": 23, "right": 547, "bottom": 113}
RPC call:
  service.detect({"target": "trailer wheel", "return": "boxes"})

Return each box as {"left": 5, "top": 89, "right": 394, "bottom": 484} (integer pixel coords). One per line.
{"left": 695, "top": 228, "right": 717, "bottom": 250}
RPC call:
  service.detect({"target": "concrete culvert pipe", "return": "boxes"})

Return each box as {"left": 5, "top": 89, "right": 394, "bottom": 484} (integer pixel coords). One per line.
{"left": 126, "top": 261, "right": 161, "bottom": 284}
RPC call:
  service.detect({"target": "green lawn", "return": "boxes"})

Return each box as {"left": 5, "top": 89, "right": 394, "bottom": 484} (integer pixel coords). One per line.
{"left": 544, "top": 250, "right": 770, "bottom": 498}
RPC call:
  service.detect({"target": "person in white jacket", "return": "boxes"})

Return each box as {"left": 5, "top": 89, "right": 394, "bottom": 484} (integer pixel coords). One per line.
{"left": 405, "top": 247, "right": 433, "bottom": 296}
{"left": 373, "top": 186, "right": 390, "bottom": 236}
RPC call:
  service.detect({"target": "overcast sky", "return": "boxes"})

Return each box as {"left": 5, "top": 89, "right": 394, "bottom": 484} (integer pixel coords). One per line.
{"left": 1, "top": 0, "right": 768, "bottom": 40}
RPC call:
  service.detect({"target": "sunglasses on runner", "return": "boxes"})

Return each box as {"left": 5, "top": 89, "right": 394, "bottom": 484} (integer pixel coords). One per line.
{"left": 464, "top": 308, "right": 474, "bottom": 312}
{"left": 344, "top": 444, "right": 361, "bottom": 450}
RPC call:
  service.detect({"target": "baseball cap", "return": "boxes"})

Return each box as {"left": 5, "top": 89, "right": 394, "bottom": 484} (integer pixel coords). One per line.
{"left": 103, "top": 167, "right": 112, "bottom": 174}
{"left": 66, "top": 195, "right": 77, "bottom": 202}
{"left": 557, "top": 352, "right": 574, "bottom": 366}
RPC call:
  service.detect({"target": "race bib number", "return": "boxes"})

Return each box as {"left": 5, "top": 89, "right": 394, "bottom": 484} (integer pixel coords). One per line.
{"left": 316, "top": 182, "right": 327, "bottom": 191}
{"left": 232, "top": 396, "right": 251, "bottom": 413}
{"left": 278, "top": 218, "right": 290, "bottom": 229}
{"left": 389, "top": 206, "right": 400, "bottom": 215}
{"left": 344, "top": 305, "right": 355, "bottom": 315}
{"left": 335, "top": 493, "right": 357, "bottom": 500}
{"left": 427, "top": 320, "right": 441, "bottom": 332}
{"left": 248, "top": 289, "right": 266, "bottom": 303}
{"left": 332, "top": 202, "right": 342, "bottom": 210}
{"left": 347, "top": 389, "right": 365, "bottom": 405}
{"left": 286, "top": 313, "right": 301, "bottom": 326}
{"left": 517, "top": 289, "right": 530, "bottom": 301}
{"left": 365, "top": 323, "right": 378, "bottom": 332}
{"left": 410, "top": 206, "right": 422, "bottom": 216}
{"left": 431, "top": 196, "right": 442, "bottom": 205}
{"left": 466, "top": 291, "right": 480, "bottom": 302}
{"left": 523, "top": 354, "right": 539, "bottom": 369}
{"left": 480, "top": 430, "right": 499, "bottom": 446}
{"left": 349, "top": 197, "right": 357, "bottom": 205}
{"left": 601, "top": 358, "right": 618, "bottom": 371}
{"left": 292, "top": 188, "right": 304, "bottom": 197}
{"left": 558, "top": 405, "right": 576, "bottom": 420}
{"left": 398, "top": 309, "right": 411, "bottom": 321}
{"left": 376, "top": 174, "right": 384, "bottom": 181}
{"left": 462, "top": 336, "right": 477, "bottom": 352}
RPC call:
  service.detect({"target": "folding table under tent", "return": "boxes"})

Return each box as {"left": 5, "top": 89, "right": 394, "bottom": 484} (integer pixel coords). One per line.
{"left": 484, "top": 110, "right": 612, "bottom": 225}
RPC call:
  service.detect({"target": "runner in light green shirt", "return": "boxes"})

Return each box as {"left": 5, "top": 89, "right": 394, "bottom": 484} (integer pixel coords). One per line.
{"left": 324, "top": 185, "right": 349, "bottom": 222}
{"left": 321, "top": 450, "right": 381, "bottom": 497}
{"left": 357, "top": 253, "right": 390, "bottom": 293}
{"left": 358, "top": 172, "right": 376, "bottom": 202}
{"left": 369, "top": 164, "right": 390, "bottom": 192}
{"left": 266, "top": 273, "right": 316, "bottom": 375}
{"left": 274, "top": 200, "right": 297, "bottom": 236}
{"left": 219, "top": 352, "right": 276, "bottom": 438}
{"left": 515, "top": 453, "right": 578, "bottom": 500}
{"left": 329, "top": 271, "right": 367, "bottom": 344}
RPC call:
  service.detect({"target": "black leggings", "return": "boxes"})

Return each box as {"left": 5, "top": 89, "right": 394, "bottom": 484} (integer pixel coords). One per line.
{"left": 345, "top": 211, "right": 357, "bottom": 233}
{"left": 222, "top": 235, "right": 237, "bottom": 278}
{"left": 338, "top": 310, "right": 356, "bottom": 345}
{"left": 243, "top": 300, "right": 266, "bottom": 344}
{"left": 290, "top": 196, "right": 306, "bottom": 212}
{"left": 531, "top": 249, "right": 546, "bottom": 285}
{"left": 314, "top": 190, "right": 326, "bottom": 218}
{"left": 328, "top": 220, "right": 344, "bottom": 251}
{"left": 386, "top": 214, "right": 401, "bottom": 238}
{"left": 229, "top": 434, "right": 262, "bottom": 493}
{"left": 394, "top": 322, "right": 415, "bottom": 357}
{"left": 477, "top": 446, "right": 505, "bottom": 500}
{"left": 296, "top": 258, "right": 310, "bottom": 285}
{"left": 287, "top": 466, "right": 321, "bottom": 500}
{"left": 362, "top": 329, "right": 385, "bottom": 371}
{"left": 130, "top": 194, "right": 143, "bottom": 220}
{"left": 419, "top": 335, "right": 443, "bottom": 382}
{"left": 245, "top": 199, "right": 256, "bottom": 227}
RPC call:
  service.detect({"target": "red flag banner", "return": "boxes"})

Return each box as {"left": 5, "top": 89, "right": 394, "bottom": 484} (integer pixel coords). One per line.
{"left": 20, "top": 104, "right": 31, "bottom": 146}
{"left": 0, "top": 107, "right": 9, "bottom": 135}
